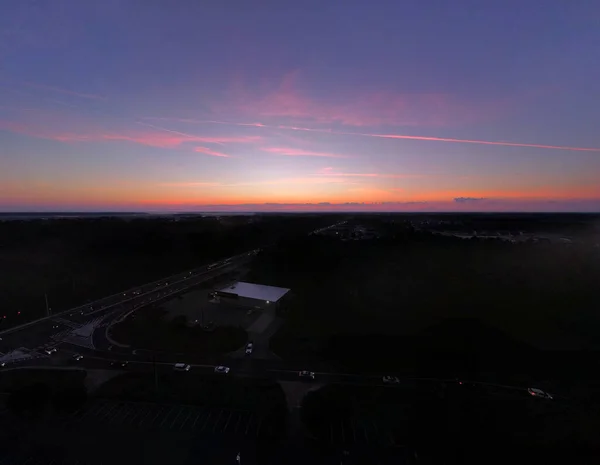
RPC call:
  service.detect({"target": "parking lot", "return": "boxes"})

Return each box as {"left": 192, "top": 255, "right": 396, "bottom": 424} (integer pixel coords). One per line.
{"left": 161, "top": 287, "right": 260, "bottom": 330}
{"left": 59, "top": 399, "right": 270, "bottom": 437}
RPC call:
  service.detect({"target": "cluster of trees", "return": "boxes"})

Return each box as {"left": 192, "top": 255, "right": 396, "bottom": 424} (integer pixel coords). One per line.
{"left": 2, "top": 369, "right": 88, "bottom": 418}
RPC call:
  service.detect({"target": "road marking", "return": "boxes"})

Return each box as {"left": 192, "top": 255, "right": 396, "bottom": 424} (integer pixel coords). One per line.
{"left": 255, "top": 416, "right": 262, "bottom": 437}
{"left": 244, "top": 414, "right": 253, "bottom": 435}
{"left": 131, "top": 406, "right": 153, "bottom": 427}
{"left": 109, "top": 404, "right": 133, "bottom": 424}
{"left": 104, "top": 403, "right": 126, "bottom": 422}
{"left": 178, "top": 408, "right": 194, "bottom": 430}
{"left": 169, "top": 407, "right": 185, "bottom": 429}
{"left": 159, "top": 405, "right": 177, "bottom": 428}
{"left": 91, "top": 402, "right": 111, "bottom": 419}
{"left": 77, "top": 403, "right": 105, "bottom": 422}
{"left": 234, "top": 412, "right": 242, "bottom": 433}
{"left": 120, "top": 404, "right": 139, "bottom": 424}
{"left": 127, "top": 405, "right": 151, "bottom": 426}
{"left": 191, "top": 408, "right": 205, "bottom": 428}
{"left": 200, "top": 411, "right": 213, "bottom": 431}
{"left": 222, "top": 410, "right": 233, "bottom": 433}
{"left": 99, "top": 402, "right": 119, "bottom": 421}
{"left": 212, "top": 409, "right": 224, "bottom": 432}
{"left": 142, "top": 405, "right": 165, "bottom": 427}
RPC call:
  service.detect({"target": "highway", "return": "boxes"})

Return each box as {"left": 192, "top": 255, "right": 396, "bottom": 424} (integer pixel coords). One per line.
{"left": 0, "top": 250, "right": 258, "bottom": 361}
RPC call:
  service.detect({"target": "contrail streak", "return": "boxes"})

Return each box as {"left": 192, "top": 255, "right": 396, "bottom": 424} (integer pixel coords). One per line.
{"left": 149, "top": 118, "right": 600, "bottom": 153}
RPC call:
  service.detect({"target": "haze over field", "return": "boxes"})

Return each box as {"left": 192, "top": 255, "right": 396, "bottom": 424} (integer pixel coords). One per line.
{"left": 1, "top": 1, "right": 599, "bottom": 212}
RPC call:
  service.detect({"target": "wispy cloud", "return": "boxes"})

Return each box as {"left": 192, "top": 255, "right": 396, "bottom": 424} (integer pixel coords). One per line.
{"left": 145, "top": 117, "right": 266, "bottom": 128}
{"left": 212, "top": 71, "right": 512, "bottom": 127}
{"left": 261, "top": 146, "right": 349, "bottom": 158}
{"left": 194, "top": 146, "right": 232, "bottom": 158}
{"left": 25, "top": 82, "right": 105, "bottom": 100}
{"left": 0, "top": 118, "right": 260, "bottom": 153}
{"left": 138, "top": 122, "right": 261, "bottom": 145}
{"left": 177, "top": 119, "right": 600, "bottom": 153}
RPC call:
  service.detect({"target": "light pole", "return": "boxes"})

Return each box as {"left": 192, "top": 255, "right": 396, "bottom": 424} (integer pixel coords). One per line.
{"left": 44, "top": 292, "right": 50, "bottom": 317}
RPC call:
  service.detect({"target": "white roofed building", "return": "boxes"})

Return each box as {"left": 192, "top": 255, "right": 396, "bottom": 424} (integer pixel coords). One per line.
{"left": 214, "top": 281, "right": 290, "bottom": 311}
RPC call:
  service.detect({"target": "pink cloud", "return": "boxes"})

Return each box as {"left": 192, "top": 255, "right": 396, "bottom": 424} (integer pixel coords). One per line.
{"left": 145, "top": 117, "right": 266, "bottom": 128}
{"left": 261, "top": 146, "right": 349, "bottom": 158}
{"left": 214, "top": 72, "right": 512, "bottom": 127}
{"left": 194, "top": 146, "right": 231, "bottom": 158}
{"left": 0, "top": 118, "right": 259, "bottom": 152}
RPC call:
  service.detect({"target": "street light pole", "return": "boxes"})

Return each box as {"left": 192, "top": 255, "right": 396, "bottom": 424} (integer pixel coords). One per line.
{"left": 153, "top": 352, "right": 158, "bottom": 394}
{"left": 44, "top": 292, "right": 50, "bottom": 317}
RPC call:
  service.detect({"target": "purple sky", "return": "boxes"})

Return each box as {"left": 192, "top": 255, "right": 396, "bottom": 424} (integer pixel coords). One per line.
{"left": 1, "top": 1, "right": 599, "bottom": 212}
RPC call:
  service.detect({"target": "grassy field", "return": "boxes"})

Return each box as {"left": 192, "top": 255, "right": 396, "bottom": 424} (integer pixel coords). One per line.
{"left": 110, "top": 305, "right": 247, "bottom": 356}
{"left": 0, "top": 368, "right": 86, "bottom": 392}
{"left": 252, "top": 233, "right": 600, "bottom": 379}
{"left": 0, "top": 368, "right": 88, "bottom": 416}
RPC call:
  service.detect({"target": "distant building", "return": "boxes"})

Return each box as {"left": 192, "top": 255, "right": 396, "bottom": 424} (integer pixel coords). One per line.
{"left": 214, "top": 281, "right": 290, "bottom": 311}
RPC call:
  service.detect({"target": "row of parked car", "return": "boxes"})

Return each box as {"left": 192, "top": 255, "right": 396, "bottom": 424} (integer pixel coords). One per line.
{"left": 173, "top": 363, "right": 230, "bottom": 373}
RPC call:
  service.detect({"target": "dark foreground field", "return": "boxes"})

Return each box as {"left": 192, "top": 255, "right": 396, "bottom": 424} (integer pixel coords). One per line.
{"left": 252, "top": 218, "right": 600, "bottom": 383}
{"left": 0, "top": 369, "right": 288, "bottom": 464}
{"left": 302, "top": 382, "right": 600, "bottom": 464}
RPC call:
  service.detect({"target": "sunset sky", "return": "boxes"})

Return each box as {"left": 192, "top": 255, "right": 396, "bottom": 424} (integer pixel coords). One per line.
{"left": 1, "top": 1, "right": 599, "bottom": 212}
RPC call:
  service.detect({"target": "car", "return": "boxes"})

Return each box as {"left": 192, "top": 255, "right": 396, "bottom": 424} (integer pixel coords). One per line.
{"left": 173, "top": 363, "right": 191, "bottom": 371}
{"left": 382, "top": 375, "right": 400, "bottom": 384}
{"left": 110, "top": 360, "right": 129, "bottom": 367}
{"left": 245, "top": 342, "right": 254, "bottom": 355}
{"left": 72, "top": 354, "right": 83, "bottom": 361}
{"left": 52, "top": 324, "right": 59, "bottom": 329}
{"left": 299, "top": 370, "right": 315, "bottom": 379}
{"left": 528, "top": 387, "right": 553, "bottom": 400}
{"left": 44, "top": 347, "right": 58, "bottom": 355}
{"left": 214, "top": 366, "right": 230, "bottom": 374}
